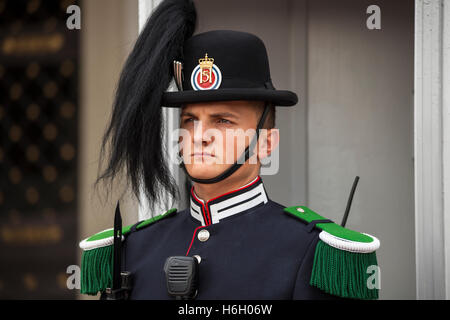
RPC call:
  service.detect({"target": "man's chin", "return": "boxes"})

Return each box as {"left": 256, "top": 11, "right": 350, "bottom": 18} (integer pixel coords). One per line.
{"left": 184, "top": 165, "right": 228, "bottom": 180}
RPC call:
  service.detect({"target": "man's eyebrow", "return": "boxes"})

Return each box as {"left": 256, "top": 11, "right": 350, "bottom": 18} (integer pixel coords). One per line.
{"left": 180, "top": 111, "right": 196, "bottom": 118}
{"left": 209, "top": 112, "right": 239, "bottom": 119}
{"left": 180, "top": 111, "right": 239, "bottom": 119}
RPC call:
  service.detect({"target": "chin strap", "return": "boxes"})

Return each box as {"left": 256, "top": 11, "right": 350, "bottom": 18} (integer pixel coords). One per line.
{"left": 180, "top": 102, "right": 271, "bottom": 184}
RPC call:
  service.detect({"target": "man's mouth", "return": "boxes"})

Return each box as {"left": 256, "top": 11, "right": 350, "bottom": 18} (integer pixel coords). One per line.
{"left": 191, "top": 152, "right": 215, "bottom": 157}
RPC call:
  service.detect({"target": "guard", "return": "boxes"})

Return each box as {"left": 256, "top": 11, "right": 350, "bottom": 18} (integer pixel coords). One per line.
{"left": 79, "top": 0, "right": 380, "bottom": 300}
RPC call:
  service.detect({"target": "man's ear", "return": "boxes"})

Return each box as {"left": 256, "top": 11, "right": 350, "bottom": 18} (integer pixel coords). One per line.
{"left": 256, "top": 128, "right": 280, "bottom": 161}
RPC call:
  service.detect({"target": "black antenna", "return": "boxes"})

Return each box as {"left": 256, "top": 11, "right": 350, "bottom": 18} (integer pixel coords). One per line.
{"left": 340, "top": 176, "right": 360, "bottom": 227}
{"left": 112, "top": 201, "right": 122, "bottom": 290}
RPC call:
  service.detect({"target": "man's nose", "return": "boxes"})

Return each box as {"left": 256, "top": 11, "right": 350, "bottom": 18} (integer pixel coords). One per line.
{"left": 193, "top": 120, "right": 215, "bottom": 146}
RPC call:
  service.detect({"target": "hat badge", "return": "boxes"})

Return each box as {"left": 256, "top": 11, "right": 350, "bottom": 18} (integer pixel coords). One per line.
{"left": 191, "top": 53, "right": 222, "bottom": 90}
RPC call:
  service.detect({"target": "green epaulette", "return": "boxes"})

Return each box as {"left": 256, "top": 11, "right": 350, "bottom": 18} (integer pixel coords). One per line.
{"left": 284, "top": 205, "right": 380, "bottom": 300}
{"left": 78, "top": 208, "right": 177, "bottom": 295}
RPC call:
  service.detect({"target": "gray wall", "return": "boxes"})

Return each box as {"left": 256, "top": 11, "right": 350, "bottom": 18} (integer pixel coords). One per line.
{"left": 195, "top": 0, "right": 415, "bottom": 299}
{"left": 306, "top": 0, "right": 415, "bottom": 300}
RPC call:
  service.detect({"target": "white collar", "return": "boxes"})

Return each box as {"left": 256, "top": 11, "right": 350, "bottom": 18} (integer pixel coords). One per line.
{"left": 190, "top": 176, "right": 269, "bottom": 225}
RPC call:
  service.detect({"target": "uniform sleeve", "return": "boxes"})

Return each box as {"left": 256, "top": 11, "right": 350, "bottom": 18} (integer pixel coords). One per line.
{"left": 292, "top": 233, "right": 345, "bottom": 300}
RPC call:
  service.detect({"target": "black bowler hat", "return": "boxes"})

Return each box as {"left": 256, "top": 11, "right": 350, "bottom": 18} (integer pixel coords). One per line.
{"left": 163, "top": 30, "right": 298, "bottom": 107}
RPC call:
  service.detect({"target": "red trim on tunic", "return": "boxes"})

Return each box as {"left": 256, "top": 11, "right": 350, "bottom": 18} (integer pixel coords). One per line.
{"left": 190, "top": 175, "right": 261, "bottom": 226}
{"left": 186, "top": 176, "right": 262, "bottom": 256}
{"left": 185, "top": 225, "right": 206, "bottom": 256}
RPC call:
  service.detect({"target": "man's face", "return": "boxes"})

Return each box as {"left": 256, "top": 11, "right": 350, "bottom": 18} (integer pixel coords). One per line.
{"left": 178, "top": 100, "right": 264, "bottom": 180}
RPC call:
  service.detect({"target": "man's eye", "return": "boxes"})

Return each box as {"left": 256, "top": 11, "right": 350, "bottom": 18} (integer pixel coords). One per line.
{"left": 218, "top": 118, "right": 232, "bottom": 124}
{"left": 183, "top": 118, "right": 194, "bottom": 123}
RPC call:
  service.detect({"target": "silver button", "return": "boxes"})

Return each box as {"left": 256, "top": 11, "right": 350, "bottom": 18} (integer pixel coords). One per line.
{"left": 297, "top": 207, "right": 305, "bottom": 213}
{"left": 197, "top": 229, "right": 210, "bottom": 242}
{"left": 193, "top": 255, "right": 202, "bottom": 264}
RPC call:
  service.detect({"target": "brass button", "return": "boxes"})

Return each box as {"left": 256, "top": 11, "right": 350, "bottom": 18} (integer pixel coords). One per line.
{"left": 193, "top": 255, "right": 201, "bottom": 264}
{"left": 197, "top": 229, "right": 210, "bottom": 242}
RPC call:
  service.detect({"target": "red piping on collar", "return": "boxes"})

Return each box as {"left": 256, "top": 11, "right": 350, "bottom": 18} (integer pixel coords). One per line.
{"left": 190, "top": 175, "right": 261, "bottom": 226}
{"left": 191, "top": 188, "right": 211, "bottom": 225}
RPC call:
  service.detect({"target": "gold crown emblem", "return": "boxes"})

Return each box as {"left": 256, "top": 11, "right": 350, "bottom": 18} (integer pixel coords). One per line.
{"left": 198, "top": 53, "right": 214, "bottom": 69}
{"left": 198, "top": 53, "right": 215, "bottom": 84}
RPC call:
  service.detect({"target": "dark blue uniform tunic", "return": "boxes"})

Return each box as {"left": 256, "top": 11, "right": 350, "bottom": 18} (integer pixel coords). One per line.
{"left": 122, "top": 176, "right": 339, "bottom": 300}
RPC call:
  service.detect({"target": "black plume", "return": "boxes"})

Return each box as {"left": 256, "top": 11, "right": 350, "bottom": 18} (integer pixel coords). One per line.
{"left": 96, "top": 0, "right": 197, "bottom": 207}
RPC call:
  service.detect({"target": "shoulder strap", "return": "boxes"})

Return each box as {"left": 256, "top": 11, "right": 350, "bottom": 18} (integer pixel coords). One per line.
{"left": 284, "top": 205, "right": 380, "bottom": 300}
